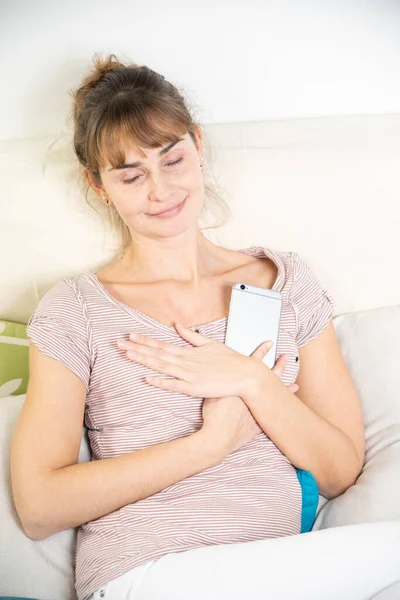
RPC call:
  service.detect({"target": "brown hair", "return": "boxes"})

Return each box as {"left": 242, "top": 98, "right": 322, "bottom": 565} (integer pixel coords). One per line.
{"left": 68, "top": 52, "right": 230, "bottom": 257}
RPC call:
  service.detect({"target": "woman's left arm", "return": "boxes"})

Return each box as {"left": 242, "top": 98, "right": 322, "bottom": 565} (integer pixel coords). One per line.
{"left": 242, "top": 320, "right": 365, "bottom": 500}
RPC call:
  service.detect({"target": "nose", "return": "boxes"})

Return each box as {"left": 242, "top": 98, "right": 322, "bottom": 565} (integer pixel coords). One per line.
{"left": 147, "top": 171, "right": 175, "bottom": 204}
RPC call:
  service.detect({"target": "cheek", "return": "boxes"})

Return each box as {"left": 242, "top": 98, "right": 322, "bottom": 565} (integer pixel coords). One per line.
{"left": 109, "top": 193, "right": 143, "bottom": 222}
{"left": 178, "top": 166, "right": 203, "bottom": 189}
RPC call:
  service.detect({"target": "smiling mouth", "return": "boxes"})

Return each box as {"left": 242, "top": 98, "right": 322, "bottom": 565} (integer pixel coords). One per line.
{"left": 148, "top": 196, "right": 187, "bottom": 217}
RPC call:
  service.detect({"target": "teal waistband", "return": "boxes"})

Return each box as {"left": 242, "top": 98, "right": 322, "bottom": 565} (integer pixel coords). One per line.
{"left": 295, "top": 468, "right": 319, "bottom": 533}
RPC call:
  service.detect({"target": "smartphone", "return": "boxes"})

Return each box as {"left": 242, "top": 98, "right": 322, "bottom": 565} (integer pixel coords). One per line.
{"left": 225, "top": 283, "right": 283, "bottom": 370}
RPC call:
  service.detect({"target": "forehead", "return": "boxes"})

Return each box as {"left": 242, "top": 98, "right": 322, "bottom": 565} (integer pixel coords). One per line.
{"left": 102, "top": 132, "right": 191, "bottom": 173}
{"left": 128, "top": 134, "right": 188, "bottom": 158}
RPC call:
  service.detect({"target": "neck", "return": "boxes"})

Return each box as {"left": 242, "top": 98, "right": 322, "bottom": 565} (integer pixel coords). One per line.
{"left": 119, "top": 229, "right": 227, "bottom": 287}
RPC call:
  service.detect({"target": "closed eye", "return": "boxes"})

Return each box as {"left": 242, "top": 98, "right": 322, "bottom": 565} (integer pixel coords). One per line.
{"left": 123, "top": 157, "right": 184, "bottom": 185}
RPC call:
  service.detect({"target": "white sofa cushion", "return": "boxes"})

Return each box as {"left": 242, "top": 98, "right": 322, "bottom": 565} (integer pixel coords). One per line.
{"left": 313, "top": 305, "right": 400, "bottom": 529}
{"left": 0, "top": 394, "right": 91, "bottom": 599}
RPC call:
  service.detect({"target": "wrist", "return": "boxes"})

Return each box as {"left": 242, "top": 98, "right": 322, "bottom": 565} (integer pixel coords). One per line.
{"left": 242, "top": 361, "right": 271, "bottom": 403}
{"left": 193, "top": 428, "right": 230, "bottom": 465}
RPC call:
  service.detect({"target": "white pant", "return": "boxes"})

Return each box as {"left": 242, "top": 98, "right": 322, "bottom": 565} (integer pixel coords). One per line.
{"left": 88, "top": 521, "right": 400, "bottom": 600}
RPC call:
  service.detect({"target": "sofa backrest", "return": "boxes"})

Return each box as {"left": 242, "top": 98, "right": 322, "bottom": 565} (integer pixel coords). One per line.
{"left": 1, "top": 113, "right": 400, "bottom": 324}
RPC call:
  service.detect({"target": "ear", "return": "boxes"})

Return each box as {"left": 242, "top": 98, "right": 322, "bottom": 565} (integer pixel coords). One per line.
{"left": 193, "top": 126, "right": 203, "bottom": 158}
{"left": 84, "top": 169, "right": 104, "bottom": 199}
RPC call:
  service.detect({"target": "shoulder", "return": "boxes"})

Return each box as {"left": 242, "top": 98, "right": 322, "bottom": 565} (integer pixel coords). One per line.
{"left": 261, "top": 247, "right": 297, "bottom": 291}
{"left": 26, "top": 276, "right": 93, "bottom": 391}
{"left": 267, "top": 248, "right": 332, "bottom": 298}
{"left": 277, "top": 250, "right": 336, "bottom": 347}
{"left": 287, "top": 251, "right": 335, "bottom": 309}
{"left": 27, "top": 276, "right": 86, "bottom": 327}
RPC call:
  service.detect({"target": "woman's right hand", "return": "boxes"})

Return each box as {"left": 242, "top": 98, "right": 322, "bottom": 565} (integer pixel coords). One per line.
{"left": 201, "top": 344, "right": 299, "bottom": 455}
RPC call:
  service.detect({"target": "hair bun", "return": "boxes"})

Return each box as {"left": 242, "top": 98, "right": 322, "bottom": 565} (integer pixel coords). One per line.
{"left": 89, "top": 53, "right": 124, "bottom": 86}
{"left": 82, "top": 52, "right": 136, "bottom": 93}
{"left": 93, "top": 52, "right": 127, "bottom": 76}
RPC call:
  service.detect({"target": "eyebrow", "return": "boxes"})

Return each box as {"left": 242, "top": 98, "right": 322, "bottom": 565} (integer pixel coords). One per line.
{"left": 108, "top": 138, "right": 185, "bottom": 172}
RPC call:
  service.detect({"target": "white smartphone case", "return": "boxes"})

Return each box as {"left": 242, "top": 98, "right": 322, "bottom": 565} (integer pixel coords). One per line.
{"left": 225, "top": 282, "right": 283, "bottom": 370}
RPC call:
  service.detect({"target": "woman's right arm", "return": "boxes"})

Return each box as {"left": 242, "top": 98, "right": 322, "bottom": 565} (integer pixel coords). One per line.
{"left": 10, "top": 343, "right": 229, "bottom": 542}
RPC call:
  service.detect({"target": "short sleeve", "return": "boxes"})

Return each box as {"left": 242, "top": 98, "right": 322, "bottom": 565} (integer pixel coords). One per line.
{"left": 26, "top": 278, "right": 92, "bottom": 392}
{"left": 290, "top": 252, "right": 336, "bottom": 348}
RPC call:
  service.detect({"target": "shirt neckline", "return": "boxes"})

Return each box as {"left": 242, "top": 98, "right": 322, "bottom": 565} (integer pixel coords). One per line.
{"left": 83, "top": 245, "right": 285, "bottom": 335}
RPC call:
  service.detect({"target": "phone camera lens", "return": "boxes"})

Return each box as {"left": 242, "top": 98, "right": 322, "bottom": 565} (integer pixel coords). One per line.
{"left": 240, "top": 284, "right": 245, "bottom": 290}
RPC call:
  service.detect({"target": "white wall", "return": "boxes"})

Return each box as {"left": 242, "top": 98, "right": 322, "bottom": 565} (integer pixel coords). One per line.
{"left": 1, "top": 0, "right": 400, "bottom": 141}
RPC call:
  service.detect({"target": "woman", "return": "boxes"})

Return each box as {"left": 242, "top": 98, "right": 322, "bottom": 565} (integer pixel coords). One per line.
{"left": 11, "top": 53, "right": 365, "bottom": 600}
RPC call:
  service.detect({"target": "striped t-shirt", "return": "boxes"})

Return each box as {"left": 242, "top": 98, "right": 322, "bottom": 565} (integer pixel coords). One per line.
{"left": 26, "top": 245, "right": 335, "bottom": 600}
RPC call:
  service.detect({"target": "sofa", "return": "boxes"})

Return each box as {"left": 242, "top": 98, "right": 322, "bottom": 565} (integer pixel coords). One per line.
{"left": 1, "top": 114, "right": 400, "bottom": 599}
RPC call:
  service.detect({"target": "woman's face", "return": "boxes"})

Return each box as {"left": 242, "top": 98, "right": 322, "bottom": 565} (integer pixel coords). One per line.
{"left": 92, "top": 130, "right": 204, "bottom": 238}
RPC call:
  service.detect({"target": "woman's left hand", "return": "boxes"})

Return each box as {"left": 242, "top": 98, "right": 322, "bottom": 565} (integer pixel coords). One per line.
{"left": 117, "top": 322, "right": 271, "bottom": 399}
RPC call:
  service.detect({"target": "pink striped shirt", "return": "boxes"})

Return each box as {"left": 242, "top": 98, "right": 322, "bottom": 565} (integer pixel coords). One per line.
{"left": 26, "top": 245, "right": 335, "bottom": 599}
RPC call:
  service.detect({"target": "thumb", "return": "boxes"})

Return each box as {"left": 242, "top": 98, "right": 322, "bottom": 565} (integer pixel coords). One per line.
{"left": 251, "top": 340, "right": 274, "bottom": 361}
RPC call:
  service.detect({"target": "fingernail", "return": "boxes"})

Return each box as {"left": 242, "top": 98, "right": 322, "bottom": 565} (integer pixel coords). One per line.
{"left": 118, "top": 341, "right": 131, "bottom": 349}
{"left": 265, "top": 341, "right": 274, "bottom": 350}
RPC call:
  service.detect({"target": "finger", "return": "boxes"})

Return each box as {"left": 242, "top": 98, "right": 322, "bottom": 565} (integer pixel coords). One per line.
{"left": 124, "top": 333, "right": 186, "bottom": 356}
{"left": 288, "top": 383, "right": 299, "bottom": 393}
{"left": 251, "top": 340, "right": 274, "bottom": 361}
{"left": 174, "top": 322, "right": 213, "bottom": 347}
{"left": 126, "top": 350, "right": 187, "bottom": 381}
{"left": 145, "top": 375, "right": 192, "bottom": 395}
{"left": 272, "top": 354, "right": 289, "bottom": 378}
{"left": 121, "top": 341, "right": 182, "bottom": 362}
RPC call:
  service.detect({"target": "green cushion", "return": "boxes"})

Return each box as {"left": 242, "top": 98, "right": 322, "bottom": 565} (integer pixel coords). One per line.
{"left": 0, "top": 320, "right": 29, "bottom": 397}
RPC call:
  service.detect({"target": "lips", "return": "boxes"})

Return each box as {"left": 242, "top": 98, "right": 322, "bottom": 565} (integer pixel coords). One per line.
{"left": 148, "top": 197, "right": 187, "bottom": 217}
{"left": 153, "top": 203, "right": 181, "bottom": 216}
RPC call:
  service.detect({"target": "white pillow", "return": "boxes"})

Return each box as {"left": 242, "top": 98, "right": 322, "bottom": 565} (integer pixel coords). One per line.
{"left": 0, "top": 394, "right": 91, "bottom": 599}
{"left": 313, "top": 305, "right": 400, "bottom": 529}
